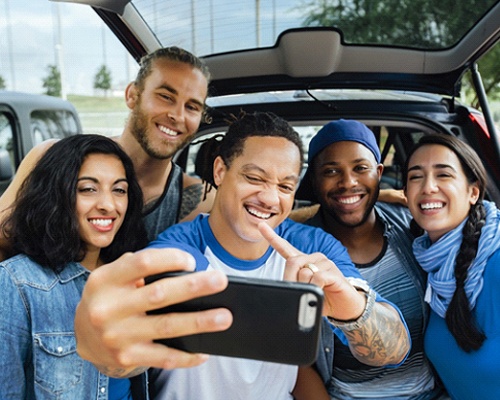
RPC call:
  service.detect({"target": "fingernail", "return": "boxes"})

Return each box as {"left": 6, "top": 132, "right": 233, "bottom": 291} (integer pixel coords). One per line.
{"left": 214, "top": 311, "right": 232, "bottom": 326}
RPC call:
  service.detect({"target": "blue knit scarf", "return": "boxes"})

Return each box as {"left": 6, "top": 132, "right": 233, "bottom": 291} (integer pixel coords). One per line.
{"left": 413, "top": 200, "right": 500, "bottom": 318}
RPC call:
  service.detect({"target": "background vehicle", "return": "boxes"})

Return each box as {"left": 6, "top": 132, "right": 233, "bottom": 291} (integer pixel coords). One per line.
{"left": 0, "top": 90, "right": 82, "bottom": 194}
{"left": 53, "top": 0, "right": 500, "bottom": 203}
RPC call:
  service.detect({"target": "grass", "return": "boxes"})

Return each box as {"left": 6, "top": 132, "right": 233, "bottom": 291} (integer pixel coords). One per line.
{"left": 68, "top": 94, "right": 128, "bottom": 113}
{"left": 67, "top": 94, "right": 128, "bottom": 137}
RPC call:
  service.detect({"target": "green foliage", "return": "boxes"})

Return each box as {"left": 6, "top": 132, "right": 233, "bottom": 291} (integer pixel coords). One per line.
{"left": 300, "top": 0, "right": 500, "bottom": 102}
{"left": 94, "top": 65, "right": 112, "bottom": 96}
{"left": 463, "top": 46, "right": 500, "bottom": 109}
{"left": 300, "top": 0, "right": 494, "bottom": 48}
{"left": 0, "top": 75, "right": 6, "bottom": 90}
{"left": 42, "top": 65, "right": 62, "bottom": 97}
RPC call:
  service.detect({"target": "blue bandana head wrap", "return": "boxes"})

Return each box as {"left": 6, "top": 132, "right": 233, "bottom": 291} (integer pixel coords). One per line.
{"left": 307, "top": 119, "right": 381, "bottom": 164}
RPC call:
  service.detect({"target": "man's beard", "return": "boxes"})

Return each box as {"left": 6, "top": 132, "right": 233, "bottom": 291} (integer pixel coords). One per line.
{"left": 129, "top": 104, "right": 192, "bottom": 160}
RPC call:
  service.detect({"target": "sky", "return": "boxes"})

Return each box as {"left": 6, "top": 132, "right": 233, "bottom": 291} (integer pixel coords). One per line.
{"left": 0, "top": 0, "right": 304, "bottom": 97}
{"left": 0, "top": 0, "right": 137, "bottom": 96}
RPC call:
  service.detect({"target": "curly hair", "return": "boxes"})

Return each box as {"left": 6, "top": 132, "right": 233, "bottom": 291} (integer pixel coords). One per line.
{"left": 403, "top": 134, "right": 487, "bottom": 352}
{"left": 2, "top": 134, "right": 148, "bottom": 270}
{"left": 218, "top": 111, "right": 304, "bottom": 174}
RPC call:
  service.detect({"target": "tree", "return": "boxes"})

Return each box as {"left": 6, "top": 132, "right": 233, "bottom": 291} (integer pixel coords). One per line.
{"left": 463, "top": 45, "right": 500, "bottom": 109}
{"left": 42, "top": 65, "right": 62, "bottom": 97}
{"left": 94, "top": 65, "right": 112, "bottom": 97}
{"left": 300, "top": 0, "right": 500, "bottom": 102}
{"left": 0, "top": 75, "right": 6, "bottom": 90}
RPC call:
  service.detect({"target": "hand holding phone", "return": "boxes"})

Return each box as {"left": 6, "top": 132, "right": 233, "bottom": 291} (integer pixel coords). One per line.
{"left": 145, "top": 272, "right": 324, "bottom": 365}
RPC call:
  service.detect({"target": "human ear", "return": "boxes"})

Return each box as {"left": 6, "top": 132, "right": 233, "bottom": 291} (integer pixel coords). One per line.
{"left": 213, "top": 156, "right": 227, "bottom": 187}
{"left": 469, "top": 184, "right": 480, "bottom": 205}
{"left": 376, "top": 163, "right": 384, "bottom": 179}
{"left": 125, "top": 83, "right": 139, "bottom": 109}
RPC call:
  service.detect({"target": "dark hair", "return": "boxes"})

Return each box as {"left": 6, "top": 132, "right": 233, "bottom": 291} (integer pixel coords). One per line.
{"left": 194, "top": 134, "right": 224, "bottom": 183}
{"left": 2, "top": 134, "right": 147, "bottom": 270}
{"left": 134, "top": 46, "right": 210, "bottom": 90}
{"left": 403, "top": 134, "right": 487, "bottom": 352}
{"left": 218, "top": 111, "right": 304, "bottom": 174}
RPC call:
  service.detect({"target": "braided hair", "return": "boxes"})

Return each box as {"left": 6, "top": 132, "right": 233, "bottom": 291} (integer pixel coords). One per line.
{"left": 404, "top": 134, "right": 487, "bottom": 352}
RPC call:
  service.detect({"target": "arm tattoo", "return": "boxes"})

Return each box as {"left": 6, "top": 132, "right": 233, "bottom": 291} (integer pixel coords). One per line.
{"left": 94, "top": 364, "right": 149, "bottom": 379}
{"left": 179, "top": 183, "right": 204, "bottom": 220}
{"left": 341, "top": 303, "right": 410, "bottom": 367}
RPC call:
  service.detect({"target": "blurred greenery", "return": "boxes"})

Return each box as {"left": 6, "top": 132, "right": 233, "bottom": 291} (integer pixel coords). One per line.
{"left": 68, "top": 94, "right": 128, "bottom": 136}
{"left": 68, "top": 94, "right": 127, "bottom": 113}
{"left": 43, "top": 65, "right": 62, "bottom": 97}
{"left": 93, "top": 65, "right": 113, "bottom": 95}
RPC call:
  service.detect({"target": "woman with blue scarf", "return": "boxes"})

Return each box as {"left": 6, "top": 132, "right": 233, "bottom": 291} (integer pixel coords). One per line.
{"left": 404, "top": 134, "right": 500, "bottom": 400}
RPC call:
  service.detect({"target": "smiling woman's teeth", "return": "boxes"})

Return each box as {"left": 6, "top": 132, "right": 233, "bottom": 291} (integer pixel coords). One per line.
{"left": 420, "top": 202, "right": 444, "bottom": 210}
{"left": 90, "top": 219, "right": 112, "bottom": 227}
{"left": 247, "top": 207, "right": 272, "bottom": 219}
{"left": 159, "top": 125, "right": 177, "bottom": 136}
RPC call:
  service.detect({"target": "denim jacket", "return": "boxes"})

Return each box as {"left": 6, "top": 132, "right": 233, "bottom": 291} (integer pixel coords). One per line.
{"left": 0, "top": 254, "right": 149, "bottom": 400}
{"left": 308, "top": 203, "right": 430, "bottom": 391}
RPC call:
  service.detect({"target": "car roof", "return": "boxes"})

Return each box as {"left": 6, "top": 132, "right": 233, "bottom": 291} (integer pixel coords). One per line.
{"left": 0, "top": 90, "right": 79, "bottom": 113}
{"left": 53, "top": 0, "right": 500, "bottom": 97}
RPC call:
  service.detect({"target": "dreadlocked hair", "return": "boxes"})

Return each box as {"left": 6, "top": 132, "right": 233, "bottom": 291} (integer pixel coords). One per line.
{"left": 192, "top": 134, "right": 224, "bottom": 198}
{"left": 445, "top": 201, "right": 487, "bottom": 352}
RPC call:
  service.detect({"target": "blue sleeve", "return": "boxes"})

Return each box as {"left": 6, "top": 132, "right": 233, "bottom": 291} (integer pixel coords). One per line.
{"left": 0, "top": 266, "right": 29, "bottom": 398}
{"left": 281, "top": 219, "right": 361, "bottom": 278}
{"left": 147, "top": 220, "right": 210, "bottom": 271}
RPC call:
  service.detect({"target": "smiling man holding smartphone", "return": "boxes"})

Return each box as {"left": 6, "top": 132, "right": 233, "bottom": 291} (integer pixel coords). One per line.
{"left": 141, "top": 111, "right": 410, "bottom": 399}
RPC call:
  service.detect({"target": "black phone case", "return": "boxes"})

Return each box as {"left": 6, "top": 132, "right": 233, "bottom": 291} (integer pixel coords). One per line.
{"left": 145, "top": 272, "right": 324, "bottom": 365}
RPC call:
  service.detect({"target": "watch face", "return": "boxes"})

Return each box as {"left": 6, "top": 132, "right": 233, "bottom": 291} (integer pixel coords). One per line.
{"left": 346, "top": 277, "right": 370, "bottom": 293}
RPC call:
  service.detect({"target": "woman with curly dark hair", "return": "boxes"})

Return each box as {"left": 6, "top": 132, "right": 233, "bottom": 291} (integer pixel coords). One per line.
{"left": 0, "top": 134, "right": 148, "bottom": 399}
{"left": 404, "top": 134, "right": 500, "bottom": 399}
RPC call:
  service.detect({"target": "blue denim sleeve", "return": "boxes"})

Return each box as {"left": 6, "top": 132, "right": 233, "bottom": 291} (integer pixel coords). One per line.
{"left": 0, "top": 265, "right": 31, "bottom": 398}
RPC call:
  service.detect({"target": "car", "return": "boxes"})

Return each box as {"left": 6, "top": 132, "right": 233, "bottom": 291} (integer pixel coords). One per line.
{"left": 53, "top": 0, "right": 500, "bottom": 203}
{"left": 0, "top": 90, "right": 82, "bottom": 194}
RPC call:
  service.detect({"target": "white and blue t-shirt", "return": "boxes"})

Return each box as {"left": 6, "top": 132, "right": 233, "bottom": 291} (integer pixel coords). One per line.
{"left": 147, "top": 214, "right": 360, "bottom": 400}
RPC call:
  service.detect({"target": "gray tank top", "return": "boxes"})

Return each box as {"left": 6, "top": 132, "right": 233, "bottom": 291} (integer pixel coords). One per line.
{"left": 142, "top": 163, "right": 183, "bottom": 242}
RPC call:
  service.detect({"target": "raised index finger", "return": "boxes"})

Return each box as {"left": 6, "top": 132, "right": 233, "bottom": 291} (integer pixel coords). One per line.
{"left": 258, "top": 222, "right": 302, "bottom": 259}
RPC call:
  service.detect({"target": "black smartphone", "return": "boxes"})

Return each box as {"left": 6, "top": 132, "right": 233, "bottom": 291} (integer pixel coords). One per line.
{"left": 145, "top": 271, "right": 324, "bottom": 365}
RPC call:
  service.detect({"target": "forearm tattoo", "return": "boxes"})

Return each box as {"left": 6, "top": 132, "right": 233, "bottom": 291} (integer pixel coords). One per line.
{"left": 179, "top": 183, "right": 204, "bottom": 220}
{"left": 94, "top": 364, "right": 148, "bottom": 379}
{"left": 341, "top": 303, "right": 410, "bottom": 367}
